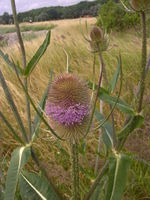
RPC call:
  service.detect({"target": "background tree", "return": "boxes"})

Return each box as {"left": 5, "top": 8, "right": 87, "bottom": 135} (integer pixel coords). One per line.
{"left": 97, "top": 0, "right": 140, "bottom": 31}
{"left": 2, "top": 12, "right": 10, "bottom": 24}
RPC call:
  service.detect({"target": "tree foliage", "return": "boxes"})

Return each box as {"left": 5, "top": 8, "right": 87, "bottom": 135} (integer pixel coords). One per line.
{"left": 97, "top": 0, "right": 140, "bottom": 31}
{"left": 0, "top": 1, "right": 100, "bottom": 24}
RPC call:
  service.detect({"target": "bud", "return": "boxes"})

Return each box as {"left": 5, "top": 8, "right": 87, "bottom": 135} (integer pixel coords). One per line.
{"left": 90, "top": 26, "right": 103, "bottom": 43}
{"left": 90, "top": 26, "right": 109, "bottom": 52}
{"left": 130, "top": 0, "right": 150, "bottom": 11}
{"left": 45, "top": 74, "right": 91, "bottom": 141}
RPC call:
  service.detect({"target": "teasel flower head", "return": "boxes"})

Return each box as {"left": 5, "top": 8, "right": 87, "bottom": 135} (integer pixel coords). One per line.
{"left": 90, "top": 26, "right": 103, "bottom": 44}
{"left": 45, "top": 73, "right": 91, "bottom": 141}
{"left": 130, "top": 0, "right": 150, "bottom": 11}
{"left": 90, "top": 26, "right": 109, "bottom": 52}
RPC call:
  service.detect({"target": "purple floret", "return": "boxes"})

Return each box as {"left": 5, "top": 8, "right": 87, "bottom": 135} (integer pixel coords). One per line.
{"left": 46, "top": 103, "right": 88, "bottom": 126}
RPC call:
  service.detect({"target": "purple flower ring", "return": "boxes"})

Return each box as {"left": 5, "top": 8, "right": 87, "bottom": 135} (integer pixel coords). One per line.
{"left": 45, "top": 73, "right": 91, "bottom": 140}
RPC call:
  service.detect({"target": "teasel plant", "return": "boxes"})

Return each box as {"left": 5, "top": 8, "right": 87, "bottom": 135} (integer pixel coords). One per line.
{"left": 120, "top": 0, "right": 150, "bottom": 112}
{"left": 89, "top": 26, "right": 117, "bottom": 175}
{"left": 0, "top": 0, "right": 149, "bottom": 200}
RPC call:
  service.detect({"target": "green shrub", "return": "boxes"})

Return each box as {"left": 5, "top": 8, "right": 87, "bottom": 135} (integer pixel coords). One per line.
{"left": 97, "top": 0, "right": 140, "bottom": 31}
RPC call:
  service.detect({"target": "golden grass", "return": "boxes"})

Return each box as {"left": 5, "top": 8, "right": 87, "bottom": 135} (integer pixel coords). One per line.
{"left": 1, "top": 17, "right": 150, "bottom": 199}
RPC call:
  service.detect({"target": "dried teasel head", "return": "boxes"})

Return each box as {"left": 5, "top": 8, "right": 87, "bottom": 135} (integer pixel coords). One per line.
{"left": 130, "top": 0, "right": 150, "bottom": 11}
{"left": 45, "top": 73, "right": 91, "bottom": 141}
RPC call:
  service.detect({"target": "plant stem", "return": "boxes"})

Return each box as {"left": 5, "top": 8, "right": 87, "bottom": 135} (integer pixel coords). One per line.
{"left": 122, "top": 11, "right": 148, "bottom": 142}
{"left": 138, "top": 11, "right": 147, "bottom": 112}
{"left": 94, "top": 55, "right": 104, "bottom": 175}
{"left": 94, "top": 51, "right": 117, "bottom": 174}
{"left": 91, "top": 54, "right": 96, "bottom": 102}
{"left": 11, "top": 0, "right": 32, "bottom": 139}
{"left": 84, "top": 50, "right": 103, "bottom": 137}
{"left": 98, "top": 51, "right": 117, "bottom": 146}
{"left": 70, "top": 141, "right": 80, "bottom": 200}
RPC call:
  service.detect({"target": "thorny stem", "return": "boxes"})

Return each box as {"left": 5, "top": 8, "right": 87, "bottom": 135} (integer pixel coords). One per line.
{"left": 138, "top": 11, "right": 147, "bottom": 112}
{"left": 98, "top": 51, "right": 117, "bottom": 147}
{"left": 93, "top": 57, "right": 122, "bottom": 132}
{"left": 84, "top": 50, "right": 103, "bottom": 137}
{"left": 94, "top": 50, "right": 117, "bottom": 174}
{"left": 70, "top": 141, "right": 80, "bottom": 200}
{"left": 124, "top": 12, "right": 148, "bottom": 129}
{"left": 11, "top": 0, "right": 32, "bottom": 139}
{"left": 91, "top": 54, "right": 96, "bottom": 102}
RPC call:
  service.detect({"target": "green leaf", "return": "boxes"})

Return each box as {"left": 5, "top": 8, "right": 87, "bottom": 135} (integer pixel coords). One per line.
{"left": 91, "top": 175, "right": 107, "bottom": 200}
{"left": 99, "top": 90, "right": 134, "bottom": 115}
{"left": 4, "top": 146, "right": 31, "bottom": 200}
{"left": 106, "top": 154, "right": 131, "bottom": 200}
{"left": 95, "top": 111, "right": 114, "bottom": 149}
{"left": 0, "top": 50, "right": 22, "bottom": 74}
{"left": 118, "top": 114, "right": 144, "bottom": 150}
{"left": 24, "top": 31, "right": 51, "bottom": 76}
{"left": 19, "top": 171, "right": 60, "bottom": 200}
{"left": 0, "top": 70, "right": 28, "bottom": 142}
{"left": 32, "top": 71, "right": 53, "bottom": 141}
{"left": 88, "top": 81, "right": 134, "bottom": 115}
{"left": 108, "top": 61, "right": 120, "bottom": 93}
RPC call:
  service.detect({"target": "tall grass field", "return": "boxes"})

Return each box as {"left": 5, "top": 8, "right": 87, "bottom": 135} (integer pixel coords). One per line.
{"left": 0, "top": 17, "right": 150, "bottom": 199}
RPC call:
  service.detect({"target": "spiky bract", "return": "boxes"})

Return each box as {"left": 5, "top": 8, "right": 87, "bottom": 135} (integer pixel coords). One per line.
{"left": 89, "top": 26, "right": 109, "bottom": 52}
{"left": 46, "top": 73, "right": 91, "bottom": 141}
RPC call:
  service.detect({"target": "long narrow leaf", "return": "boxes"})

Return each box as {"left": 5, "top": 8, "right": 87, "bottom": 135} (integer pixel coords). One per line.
{"left": 91, "top": 176, "right": 107, "bottom": 200}
{"left": 118, "top": 114, "right": 144, "bottom": 150}
{"left": 88, "top": 82, "right": 134, "bottom": 115}
{"left": 99, "top": 91, "right": 134, "bottom": 115}
{"left": 106, "top": 154, "right": 131, "bottom": 200}
{"left": 0, "top": 70, "right": 28, "bottom": 142}
{"left": 24, "top": 31, "right": 51, "bottom": 76}
{"left": 19, "top": 171, "right": 60, "bottom": 200}
{"left": 95, "top": 111, "right": 114, "bottom": 149}
{"left": 4, "top": 146, "right": 31, "bottom": 200}
{"left": 108, "top": 61, "right": 120, "bottom": 93}
{"left": 0, "top": 111, "right": 24, "bottom": 144}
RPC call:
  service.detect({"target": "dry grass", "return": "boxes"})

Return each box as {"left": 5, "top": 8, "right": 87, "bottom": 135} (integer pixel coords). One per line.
{"left": 0, "top": 17, "right": 150, "bottom": 199}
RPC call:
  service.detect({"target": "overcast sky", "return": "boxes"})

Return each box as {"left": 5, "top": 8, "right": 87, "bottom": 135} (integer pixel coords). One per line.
{"left": 0, "top": 0, "right": 94, "bottom": 15}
